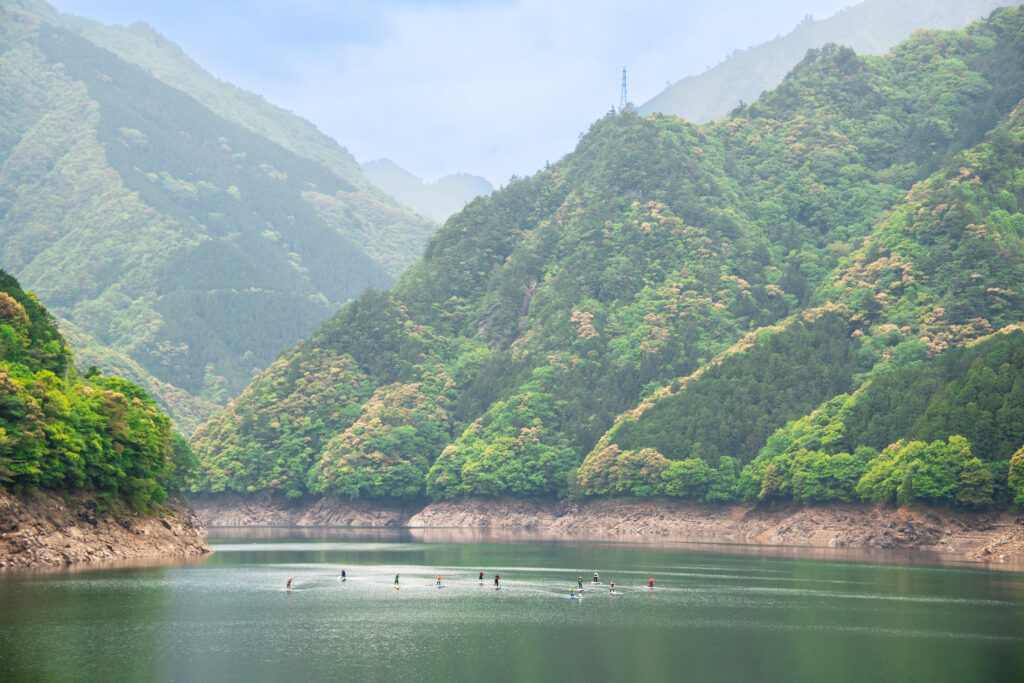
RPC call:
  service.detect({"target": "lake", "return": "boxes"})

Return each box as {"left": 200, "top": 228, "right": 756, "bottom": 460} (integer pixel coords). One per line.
{"left": 2, "top": 528, "right": 1023, "bottom": 682}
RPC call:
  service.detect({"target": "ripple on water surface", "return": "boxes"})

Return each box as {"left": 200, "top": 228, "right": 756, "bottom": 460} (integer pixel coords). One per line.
{"left": 2, "top": 532, "right": 1023, "bottom": 682}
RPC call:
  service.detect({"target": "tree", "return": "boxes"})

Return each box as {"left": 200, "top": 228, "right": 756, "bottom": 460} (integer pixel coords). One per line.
{"left": 1009, "top": 445, "right": 1024, "bottom": 505}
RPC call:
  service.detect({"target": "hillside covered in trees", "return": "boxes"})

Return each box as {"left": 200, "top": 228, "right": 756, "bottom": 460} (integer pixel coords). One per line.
{"left": 192, "top": 8, "right": 1024, "bottom": 509}
{"left": 0, "top": 1, "right": 435, "bottom": 431}
{"left": 0, "top": 269, "right": 193, "bottom": 509}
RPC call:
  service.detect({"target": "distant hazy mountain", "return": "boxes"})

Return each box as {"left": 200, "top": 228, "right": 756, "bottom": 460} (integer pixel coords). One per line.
{"left": 0, "top": 2, "right": 434, "bottom": 431}
{"left": 640, "top": 0, "right": 1009, "bottom": 122}
{"left": 362, "top": 159, "right": 493, "bottom": 223}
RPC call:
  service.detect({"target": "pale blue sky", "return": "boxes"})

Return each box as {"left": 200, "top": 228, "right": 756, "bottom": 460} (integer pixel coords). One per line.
{"left": 50, "top": 0, "right": 856, "bottom": 184}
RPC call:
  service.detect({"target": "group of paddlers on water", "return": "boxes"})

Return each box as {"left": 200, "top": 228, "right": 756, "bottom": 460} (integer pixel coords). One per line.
{"left": 567, "top": 572, "right": 653, "bottom": 598}
{"left": 287, "top": 569, "right": 655, "bottom": 595}
{"left": 387, "top": 572, "right": 500, "bottom": 588}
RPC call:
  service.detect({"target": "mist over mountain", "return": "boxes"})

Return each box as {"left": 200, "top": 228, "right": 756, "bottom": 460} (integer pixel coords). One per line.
{"left": 639, "top": 0, "right": 1009, "bottom": 122}
{"left": 362, "top": 159, "right": 493, "bottom": 223}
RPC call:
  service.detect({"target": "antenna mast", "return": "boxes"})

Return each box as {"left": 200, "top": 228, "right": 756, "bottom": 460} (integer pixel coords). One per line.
{"left": 619, "top": 67, "right": 628, "bottom": 112}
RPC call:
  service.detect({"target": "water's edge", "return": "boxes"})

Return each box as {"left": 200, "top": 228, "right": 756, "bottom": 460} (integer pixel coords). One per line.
{"left": 191, "top": 494, "right": 1024, "bottom": 566}
{"left": 0, "top": 488, "right": 210, "bottom": 569}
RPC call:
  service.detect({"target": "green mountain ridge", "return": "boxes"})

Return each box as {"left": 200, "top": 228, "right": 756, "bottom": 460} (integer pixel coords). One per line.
{"left": 191, "top": 7, "right": 1024, "bottom": 508}
{"left": 35, "top": 1, "right": 439, "bottom": 277}
{"left": 0, "top": 2, "right": 435, "bottom": 432}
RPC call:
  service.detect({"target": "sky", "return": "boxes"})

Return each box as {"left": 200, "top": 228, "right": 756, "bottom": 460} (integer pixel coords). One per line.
{"left": 49, "top": 0, "right": 856, "bottom": 185}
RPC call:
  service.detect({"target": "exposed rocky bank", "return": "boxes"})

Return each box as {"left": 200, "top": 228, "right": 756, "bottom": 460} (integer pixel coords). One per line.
{"left": 193, "top": 495, "right": 1024, "bottom": 566}
{"left": 190, "top": 493, "right": 419, "bottom": 527}
{"left": 1, "top": 489, "right": 210, "bottom": 569}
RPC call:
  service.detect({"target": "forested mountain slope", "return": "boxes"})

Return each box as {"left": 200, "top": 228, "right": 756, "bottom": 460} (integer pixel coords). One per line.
{"left": 18, "top": 0, "right": 437, "bottom": 277}
{"left": 639, "top": 0, "right": 1007, "bottom": 122}
{"left": 0, "top": 3, "right": 432, "bottom": 432}
{"left": 0, "top": 268, "right": 192, "bottom": 509}
{"left": 192, "top": 8, "right": 1024, "bottom": 508}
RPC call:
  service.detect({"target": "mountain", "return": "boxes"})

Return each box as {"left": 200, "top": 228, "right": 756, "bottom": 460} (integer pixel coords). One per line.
{"left": 191, "top": 8, "right": 1024, "bottom": 508}
{"left": 0, "top": 2, "right": 435, "bottom": 432}
{"left": 639, "top": 0, "right": 1008, "bottom": 122}
{"left": 362, "top": 159, "right": 494, "bottom": 223}
{"left": 0, "top": 268, "right": 192, "bottom": 508}
{"left": 33, "top": 2, "right": 438, "bottom": 277}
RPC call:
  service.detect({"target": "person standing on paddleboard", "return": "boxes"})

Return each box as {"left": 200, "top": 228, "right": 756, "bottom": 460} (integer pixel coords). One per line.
{"left": 494, "top": 574, "right": 500, "bottom": 588}
{"left": 649, "top": 577, "right": 654, "bottom": 589}
{"left": 593, "top": 571, "right": 599, "bottom": 583}
{"left": 479, "top": 571, "right": 484, "bottom": 582}
{"left": 394, "top": 574, "right": 400, "bottom": 587}
{"left": 287, "top": 578, "right": 292, "bottom": 589}
{"left": 436, "top": 575, "right": 442, "bottom": 587}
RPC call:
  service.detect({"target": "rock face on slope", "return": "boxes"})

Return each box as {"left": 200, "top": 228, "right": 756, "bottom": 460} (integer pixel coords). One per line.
{"left": 0, "top": 489, "right": 209, "bottom": 569}
{"left": 189, "top": 493, "right": 417, "bottom": 528}
{"left": 404, "top": 499, "right": 1024, "bottom": 564}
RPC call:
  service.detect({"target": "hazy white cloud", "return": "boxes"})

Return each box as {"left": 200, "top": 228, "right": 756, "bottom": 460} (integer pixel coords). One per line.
{"left": 51, "top": 0, "right": 854, "bottom": 183}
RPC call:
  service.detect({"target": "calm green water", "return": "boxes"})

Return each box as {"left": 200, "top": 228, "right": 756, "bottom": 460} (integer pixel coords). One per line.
{"left": 2, "top": 529, "right": 1023, "bottom": 683}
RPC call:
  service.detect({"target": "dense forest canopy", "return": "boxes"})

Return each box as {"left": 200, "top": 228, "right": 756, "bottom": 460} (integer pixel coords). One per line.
{"left": 187, "top": 7, "right": 1024, "bottom": 508}
{"left": 0, "top": 269, "right": 193, "bottom": 509}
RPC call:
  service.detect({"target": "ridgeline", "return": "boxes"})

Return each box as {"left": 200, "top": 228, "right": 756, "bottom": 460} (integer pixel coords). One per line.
{"left": 188, "top": 8, "right": 1024, "bottom": 511}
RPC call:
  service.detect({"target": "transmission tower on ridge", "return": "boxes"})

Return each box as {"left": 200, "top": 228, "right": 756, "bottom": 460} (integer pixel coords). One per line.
{"left": 619, "top": 67, "right": 628, "bottom": 112}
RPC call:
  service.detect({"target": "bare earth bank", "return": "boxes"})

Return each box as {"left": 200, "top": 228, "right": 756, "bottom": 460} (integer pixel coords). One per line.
{"left": 0, "top": 489, "right": 210, "bottom": 569}
{"left": 192, "top": 495, "right": 1024, "bottom": 565}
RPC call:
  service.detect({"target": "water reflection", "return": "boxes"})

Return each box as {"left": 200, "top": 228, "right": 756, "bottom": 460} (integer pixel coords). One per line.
{"left": 208, "top": 525, "right": 1024, "bottom": 572}
{"left": 1, "top": 529, "right": 1022, "bottom": 683}
{"left": 0, "top": 551, "right": 210, "bottom": 579}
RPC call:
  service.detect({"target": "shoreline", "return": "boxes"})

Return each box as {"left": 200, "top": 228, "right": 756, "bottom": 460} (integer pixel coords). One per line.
{"left": 0, "top": 489, "right": 211, "bottom": 569}
{"left": 190, "top": 494, "right": 1024, "bottom": 566}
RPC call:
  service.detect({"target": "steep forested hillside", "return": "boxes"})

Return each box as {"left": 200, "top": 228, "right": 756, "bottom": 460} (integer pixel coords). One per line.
{"left": 639, "top": 0, "right": 1006, "bottom": 122}
{"left": 0, "top": 269, "right": 192, "bottom": 509}
{"left": 27, "top": 1, "right": 438, "bottom": 277}
{"left": 0, "top": 3, "right": 433, "bottom": 431}
{"left": 192, "top": 8, "right": 1024, "bottom": 508}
